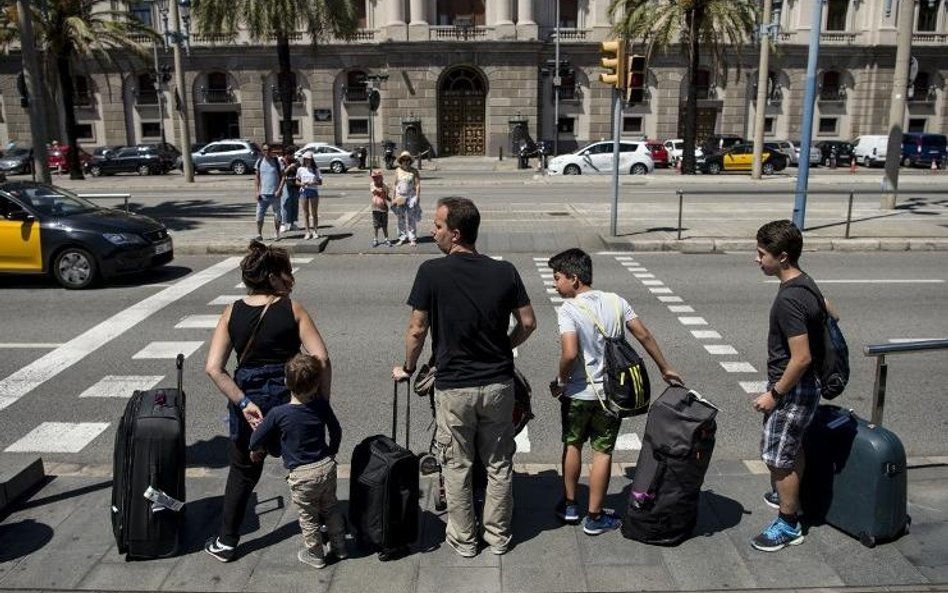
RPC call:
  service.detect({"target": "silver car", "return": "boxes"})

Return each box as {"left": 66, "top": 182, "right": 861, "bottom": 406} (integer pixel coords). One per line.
{"left": 792, "top": 141, "right": 823, "bottom": 166}
{"left": 293, "top": 143, "right": 359, "bottom": 173}
{"left": 190, "top": 139, "right": 261, "bottom": 175}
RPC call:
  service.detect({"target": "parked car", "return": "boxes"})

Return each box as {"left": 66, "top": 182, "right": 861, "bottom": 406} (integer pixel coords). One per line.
{"left": 815, "top": 140, "right": 855, "bottom": 166}
{"left": 699, "top": 143, "right": 787, "bottom": 175}
{"left": 0, "top": 148, "right": 33, "bottom": 175}
{"left": 0, "top": 180, "right": 173, "bottom": 289}
{"left": 700, "top": 134, "right": 744, "bottom": 156}
{"left": 292, "top": 142, "right": 360, "bottom": 173}
{"left": 547, "top": 140, "right": 655, "bottom": 175}
{"left": 85, "top": 143, "right": 180, "bottom": 177}
{"left": 791, "top": 141, "right": 823, "bottom": 166}
{"left": 92, "top": 145, "right": 125, "bottom": 159}
{"left": 852, "top": 135, "right": 888, "bottom": 167}
{"left": 191, "top": 139, "right": 261, "bottom": 175}
{"left": 662, "top": 138, "right": 703, "bottom": 164}
{"left": 766, "top": 140, "right": 798, "bottom": 164}
{"left": 646, "top": 142, "right": 670, "bottom": 168}
{"left": 47, "top": 145, "right": 92, "bottom": 173}
{"left": 900, "top": 132, "right": 947, "bottom": 168}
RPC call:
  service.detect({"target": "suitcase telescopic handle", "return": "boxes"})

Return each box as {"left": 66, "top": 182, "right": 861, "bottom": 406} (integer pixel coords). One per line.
{"left": 176, "top": 353, "right": 185, "bottom": 408}
{"left": 392, "top": 379, "right": 411, "bottom": 448}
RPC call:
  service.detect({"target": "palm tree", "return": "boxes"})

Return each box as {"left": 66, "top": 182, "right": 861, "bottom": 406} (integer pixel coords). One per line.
{"left": 3, "top": 1, "right": 156, "bottom": 179}
{"left": 192, "top": 0, "right": 357, "bottom": 148}
{"left": 608, "top": 0, "right": 757, "bottom": 174}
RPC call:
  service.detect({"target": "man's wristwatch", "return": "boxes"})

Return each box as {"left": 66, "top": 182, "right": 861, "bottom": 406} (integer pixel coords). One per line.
{"left": 238, "top": 396, "right": 252, "bottom": 410}
{"left": 770, "top": 386, "right": 784, "bottom": 400}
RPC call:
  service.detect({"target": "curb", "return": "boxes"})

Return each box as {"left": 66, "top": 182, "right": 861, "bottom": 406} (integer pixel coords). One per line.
{"left": 0, "top": 457, "right": 45, "bottom": 514}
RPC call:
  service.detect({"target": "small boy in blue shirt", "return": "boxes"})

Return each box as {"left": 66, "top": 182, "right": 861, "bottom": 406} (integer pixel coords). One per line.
{"left": 249, "top": 353, "right": 346, "bottom": 569}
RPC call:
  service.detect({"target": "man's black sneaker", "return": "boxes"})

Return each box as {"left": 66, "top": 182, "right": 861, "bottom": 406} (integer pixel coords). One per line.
{"left": 763, "top": 490, "right": 780, "bottom": 509}
{"left": 204, "top": 537, "right": 236, "bottom": 562}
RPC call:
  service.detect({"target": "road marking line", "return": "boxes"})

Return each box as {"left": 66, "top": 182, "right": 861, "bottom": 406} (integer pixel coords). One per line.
{"left": 515, "top": 426, "right": 531, "bottom": 453}
{"left": 290, "top": 257, "right": 314, "bottom": 264}
{"left": 649, "top": 287, "right": 673, "bottom": 294}
{"left": 641, "top": 280, "right": 664, "bottom": 286}
{"left": 887, "top": 338, "right": 946, "bottom": 343}
{"left": 626, "top": 267, "right": 648, "bottom": 272}
{"left": 615, "top": 433, "right": 642, "bottom": 451}
{"left": 691, "top": 330, "right": 722, "bottom": 339}
{"left": 620, "top": 261, "right": 641, "bottom": 267}
{"left": 0, "top": 343, "right": 64, "bottom": 349}
{"left": 532, "top": 257, "right": 548, "bottom": 261}
{"left": 613, "top": 255, "right": 635, "bottom": 260}
{"left": 175, "top": 315, "right": 221, "bottom": 329}
{"left": 540, "top": 273, "right": 554, "bottom": 278}
{"left": 132, "top": 341, "right": 205, "bottom": 359}
{"left": 764, "top": 279, "right": 944, "bottom": 284}
{"left": 657, "top": 296, "right": 683, "bottom": 303}
{"left": 720, "top": 361, "right": 757, "bottom": 373}
{"left": 0, "top": 258, "right": 240, "bottom": 409}
{"left": 79, "top": 375, "right": 165, "bottom": 398}
{"left": 209, "top": 295, "right": 245, "bottom": 306}
{"left": 634, "top": 273, "right": 655, "bottom": 279}
{"left": 678, "top": 316, "right": 708, "bottom": 326}
{"left": 740, "top": 381, "right": 769, "bottom": 394}
{"left": 668, "top": 305, "right": 695, "bottom": 313}
{"left": 550, "top": 297, "right": 564, "bottom": 303}
{"left": 705, "top": 344, "right": 739, "bottom": 355}
{"left": 5, "top": 422, "right": 110, "bottom": 453}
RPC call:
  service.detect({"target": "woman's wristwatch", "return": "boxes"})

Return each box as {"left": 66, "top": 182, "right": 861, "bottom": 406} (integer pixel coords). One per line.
{"left": 238, "top": 396, "right": 253, "bottom": 410}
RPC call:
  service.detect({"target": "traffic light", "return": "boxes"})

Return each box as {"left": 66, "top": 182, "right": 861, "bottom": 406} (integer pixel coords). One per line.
{"left": 627, "top": 55, "right": 646, "bottom": 104}
{"left": 599, "top": 40, "right": 627, "bottom": 90}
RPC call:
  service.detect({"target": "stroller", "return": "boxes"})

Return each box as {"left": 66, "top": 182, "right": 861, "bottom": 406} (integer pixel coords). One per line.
{"left": 413, "top": 363, "right": 534, "bottom": 511}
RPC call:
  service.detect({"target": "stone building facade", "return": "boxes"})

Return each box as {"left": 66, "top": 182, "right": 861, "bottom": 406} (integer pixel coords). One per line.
{"left": 0, "top": 0, "right": 945, "bottom": 156}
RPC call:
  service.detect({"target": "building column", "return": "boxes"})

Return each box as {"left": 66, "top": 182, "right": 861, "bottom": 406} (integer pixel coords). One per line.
{"left": 517, "top": 0, "right": 538, "bottom": 39}
{"left": 493, "top": 0, "right": 515, "bottom": 39}
{"left": 408, "top": 0, "right": 429, "bottom": 41}
{"left": 383, "top": 0, "right": 407, "bottom": 41}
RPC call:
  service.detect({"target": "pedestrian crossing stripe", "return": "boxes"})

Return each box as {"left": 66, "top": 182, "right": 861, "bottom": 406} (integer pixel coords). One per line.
{"left": 720, "top": 361, "right": 757, "bottom": 373}
{"left": 290, "top": 257, "right": 314, "bottom": 264}
{"left": 5, "top": 422, "right": 110, "bottom": 453}
{"left": 704, "top": 345, "right": 739, "bottom": 355}
{"left": 78, "top": 375, "right": 165, "bottom": 398}
{"left": 740, "top": 381, "right": 769, "bottom": 394}
{"left": 657, "top": 296, "right": 683, "bottom": 303}
{"left": 691, "top": 330, "right": 722, "bottom": 339}
{"left": 132, "top": 341, "right": 204, "bottom": 359}
{"left": 515, "top": 426, "right": 530, "bottom": 452}
{"left": 208, "top": 295, "right": 246, "bottom": 305}
{"left": 615, "top": 433, "right": 642, "bottom": 450}
{"left": 174, "top": 315, "right": 221, "bottom": 329}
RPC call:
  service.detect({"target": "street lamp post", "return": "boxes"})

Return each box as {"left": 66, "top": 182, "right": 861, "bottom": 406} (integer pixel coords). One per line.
{"left": 751, "top": 0, "right": 775, "bottom": 180}
{"left": 365, "top": 74, "right": 388, "bottom": 168}
{"left": 156, "top": 0, "right": 194, "bottom": 182}
{"left": 553, "top": 0, "right": 560, "bottom": 156}
{"left": 15, "top": 0, "right": 51, "bottom": 183}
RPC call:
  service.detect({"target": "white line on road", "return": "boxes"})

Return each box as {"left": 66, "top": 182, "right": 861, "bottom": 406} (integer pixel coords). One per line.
{"left": 515, "top": 426, "right": 531, "bottom": 453}
{"left": 175, "top": 315, "right": 221, "bottom": 329}
{"left": 740, "top": 381, "right": 769, "bottom": 394}
{"left": 720, "top": 362, "right": 758, "bottom": 373}
{"left": 649, "top": 287, "right": 674, "bottom": 294}
{"left": 668, "top": 305, "right": 695, "bottom": 313}
{"left": 133, "top": 341, "right": 205, "bottom": 359}
{"left": 887, "top": 338, "right": 947, "bottom": 343}
{"left": 691, "top": 330, "right": 723, "bottom": 340}
{"left": 765, "top": 279, "right": 944, "bottom": 284}
{"left": 0, "top": 343, "right": 64, "bottom": 349}
{"left": 5, "top": 422, "right": 110, "bottom": 453}
{"left": 657, "top": 296, "right": 683, "bottom": 303}
{"left": 615, "top": 433, "right": 642, "bottom": 451}
{"left": 79, "top": 375, "right": 165, "bottom": 398}
{"left": 704, "top": 344, "right": 739, "bottom": 355}
{"left": 678, "top": 317, "right": 708, "bottom": 326}
{"left": 209, "top": 295, "right": 245, "bottom": 306}
{"left": 0, "top": 258, "right": 240, "bottom": 410}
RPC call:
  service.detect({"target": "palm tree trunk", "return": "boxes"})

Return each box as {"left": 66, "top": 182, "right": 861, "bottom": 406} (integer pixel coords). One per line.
{"left": 277, "top": 35, "right": 294, "bottom": 148}
{"left": 681, "top": 6, "right": 702, "bottom": 175}
{"left": 56, "top": 52, "right": 84, "bottom": 180}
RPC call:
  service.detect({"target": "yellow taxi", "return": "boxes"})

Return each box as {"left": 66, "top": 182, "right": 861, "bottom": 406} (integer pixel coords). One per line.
{"left": 699, "top": 143, "right": 788, "bottom": 175}
{"left": 0, "top": 181, "right": 173, "bottom": 289}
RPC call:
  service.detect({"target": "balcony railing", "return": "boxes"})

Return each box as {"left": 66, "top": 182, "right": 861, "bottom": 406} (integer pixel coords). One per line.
{"left": 908, "top": 87, "right": 938, "bottom": 103}
{"left": 349, "top": 30, "right": 376, "bottom": 42}
{"left": 548, "top": 28, "right": 587, "bottom": 41}
{"left": 272, "top": 86, "right": 304, "bottom": 104}
{"left": 818, "top": 88, "right": 847, "bottom": 102}
{"left": 913, "top": 32, "right": 948, "bottom": 43}
{"left": 265, "top": 31, "right": 303, "bottom": 42}
{"left": 557, "top": 86, "right": 583, "bottom": 103}
{"left": 431, "top": 25, "right": 487, "bottom": 40}
{"left": 200, "top": 87, "right": 235, "bottom": 103}
{"left": 194, "top": 33, "right": 233, "bottom": 43}
{"left": 343, "top": 86, "right": 369, "bottom": 103}
{"left": 820, "top": 32, "right": 857, "bottom": 43}
{"left": 136, "top": 90, "right": 159, "bottom": 105}
{"left": 74, "top": 90, "right": 94, "bottom": 107}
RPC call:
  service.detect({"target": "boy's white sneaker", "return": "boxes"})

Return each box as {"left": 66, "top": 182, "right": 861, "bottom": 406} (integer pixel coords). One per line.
{"left": 298, "top": 547, "right": 326, "bottom": 569}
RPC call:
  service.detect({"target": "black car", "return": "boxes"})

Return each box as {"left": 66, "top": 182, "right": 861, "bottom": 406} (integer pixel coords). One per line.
{"left": 0, "top": 147, "right": 33, "bottom": 175}
{"left": 85, "top": 143, "right": 180, "bottom": 177}
{"left": 0, "top": 181, "right": 173, "bottom": 288}
{"left": 814, "top": 140, "right": 854, "bottom": 166}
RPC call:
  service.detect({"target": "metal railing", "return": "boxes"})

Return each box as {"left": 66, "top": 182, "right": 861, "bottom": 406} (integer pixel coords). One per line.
{"left": 864, "top": 339, "right": 948, "bottom": 426}
{"left": 79, "top": 193, "right": 132, "bottom": 214}
{"left": 672, "top": 188, "right": 947, "bottom": 241}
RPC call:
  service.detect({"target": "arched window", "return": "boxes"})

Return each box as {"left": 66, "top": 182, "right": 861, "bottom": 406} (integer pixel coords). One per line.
{"left": 136, "top": 72, "right": 158, "bottom": 105}
{"left": 206, "top": 72, "right": 233, "bottom": 103}
{"left": 344, "top": 70, "right": 368, "bottom": 102}
{"left": 74, "top": 75, "right": 92, "bottom": 107}
{"left": 695, "top": 69, "right": 712, "bottom": 100}
{"left": 826, "top": 0, "right": 848, "bottom": 32}
{"left": 910, "top": 72, "right": 934, "bottom": 102}
{"left": 819, "top": 71, "right": 845, "bottom": 101}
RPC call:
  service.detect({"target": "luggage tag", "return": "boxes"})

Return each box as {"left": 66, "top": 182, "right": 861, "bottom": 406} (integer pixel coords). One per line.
{"left": 144, "top": 485, "right": 184, "bottom": 513}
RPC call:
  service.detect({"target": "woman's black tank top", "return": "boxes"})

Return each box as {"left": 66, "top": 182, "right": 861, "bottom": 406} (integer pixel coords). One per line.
{"left": 229, "top": 297, "right": 301, "bottom": 366}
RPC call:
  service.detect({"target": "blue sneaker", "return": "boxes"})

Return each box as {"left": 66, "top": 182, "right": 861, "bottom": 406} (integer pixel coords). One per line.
{"left": 555, "top": 498, "right": 580, "bottom": 524}
{"left": 583, "top": 512, "right": 621, "bottom": 535}
{"left": 751, "top": 516, "right": 804, "bottom": 552}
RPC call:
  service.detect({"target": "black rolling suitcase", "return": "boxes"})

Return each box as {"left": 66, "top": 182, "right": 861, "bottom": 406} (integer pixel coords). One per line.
{"left": 111, "top": 354, "right": 186, "bottom": 560}
{"left": 349, "top": 380, "right": 419, "bottom": 560}
{"left": 621, "top": 385, "right": 718, "bottom": 546}
{"left": 800, "top": 404, "right": 909, "bottom": 547}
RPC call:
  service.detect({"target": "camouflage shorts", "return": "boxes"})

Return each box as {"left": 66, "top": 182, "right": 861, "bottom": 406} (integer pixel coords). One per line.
{"left": 560, "top": 398, "right": 621, "bottom": 454}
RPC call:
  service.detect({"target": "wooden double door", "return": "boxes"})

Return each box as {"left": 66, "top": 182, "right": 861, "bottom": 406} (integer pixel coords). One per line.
{"left": 439, "top": 68, "right": 486, "bottom": 156}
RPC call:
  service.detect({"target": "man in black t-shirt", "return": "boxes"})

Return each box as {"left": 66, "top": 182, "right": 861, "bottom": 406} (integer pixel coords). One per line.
{"left": 751, "top": 220, "right": 834, "bottom": 553}
{"left": 393, "top": 197, "right": 536, "bottom": 557}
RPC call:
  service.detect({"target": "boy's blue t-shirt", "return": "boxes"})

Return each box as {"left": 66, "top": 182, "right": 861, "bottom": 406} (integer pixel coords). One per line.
{"left": 248, "top": 398, "right": 341, "bottom": 470}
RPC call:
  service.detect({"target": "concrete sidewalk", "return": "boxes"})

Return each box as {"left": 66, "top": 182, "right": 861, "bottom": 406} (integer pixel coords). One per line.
{"left": 0, "top": 455, "right": 946, "bottom": 593}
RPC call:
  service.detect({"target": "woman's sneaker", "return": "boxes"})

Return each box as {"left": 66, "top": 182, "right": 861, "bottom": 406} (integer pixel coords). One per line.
{"left": 204, "top": 537, "right": 236, "bottom": 562}
{"left": 583, "top": 512, "right": 621, "bottom": 535}
{"left": 751, "top": 516, "right": 804, "bottom": 552}
{"left": 555, "top": 498, "right": 580, "bottom": 524}
{"left": 763, "top": 490, "right": 780, "bottom": 509}
{"left": 298, "top": 547, "right": 327, "bottom": 569}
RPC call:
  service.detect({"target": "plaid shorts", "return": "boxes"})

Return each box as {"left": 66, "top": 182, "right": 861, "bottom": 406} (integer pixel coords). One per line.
{"left": 760, "top": 374, "right": 820, "bottom": 469}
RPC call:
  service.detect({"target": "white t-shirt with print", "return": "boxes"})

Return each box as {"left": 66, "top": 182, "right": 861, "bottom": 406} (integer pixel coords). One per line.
{"left": 557, "top": 290, "right": 637, "bottom": 401}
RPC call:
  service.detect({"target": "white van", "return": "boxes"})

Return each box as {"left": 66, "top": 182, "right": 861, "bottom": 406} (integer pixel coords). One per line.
{"left": 852, "top": 135, "right": 888, "bottom": 167}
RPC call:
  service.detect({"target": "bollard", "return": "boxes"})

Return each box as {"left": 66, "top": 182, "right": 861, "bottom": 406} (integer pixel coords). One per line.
{"left": 499, "top": 147, "right": 503, "bottom": 161}
{"left": 849, "top": 158, "right": 857, "bottom": 174}
{"left": 676, "top": 190, "right": 684, "bottom": 240}
{"left": 844, "top": 191, "right": 854, "bottom": 239}
{"left": 932, "top": 159, "right": 938, "bottom": 174}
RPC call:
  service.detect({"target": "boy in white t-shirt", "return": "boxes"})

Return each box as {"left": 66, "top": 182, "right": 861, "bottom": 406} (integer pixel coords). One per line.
{"left": 548, "top": 248, "right": 682, "bottom": 536}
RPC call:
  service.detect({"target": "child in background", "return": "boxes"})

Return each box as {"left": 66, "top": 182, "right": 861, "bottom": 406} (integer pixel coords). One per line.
{"left": 370, "top": 169, "right": 392, "bottom": 247}
{"left": 249, "top": 354, "right": 346, "bottom": 569}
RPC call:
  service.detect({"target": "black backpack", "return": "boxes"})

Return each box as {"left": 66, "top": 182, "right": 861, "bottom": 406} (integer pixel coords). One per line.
{"left": 575, "top": 295, "right": 651, "bottom": 418}
{"left": 795, "top": 284, "right": 850, "bottom": 399}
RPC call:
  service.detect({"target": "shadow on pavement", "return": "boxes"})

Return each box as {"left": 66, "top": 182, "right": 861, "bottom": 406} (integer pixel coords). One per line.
{"left": 0, "top": 519, "right": 54, "bottom": 562}
{"left": 129, "top": 199, "right": 250, "bottom": 232}
{"left": 187, "top": 436, "right": 231, "bottom": 469}
{"left": 11, "top": 478, "right": 109, "bottom": 513}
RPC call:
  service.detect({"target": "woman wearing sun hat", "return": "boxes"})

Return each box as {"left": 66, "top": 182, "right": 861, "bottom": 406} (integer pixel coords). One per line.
{"left": 392, "top": 150, "right": 421, "bottom": 246}
{"left": 296, "top": 151, "right": 322, "bottom": 240}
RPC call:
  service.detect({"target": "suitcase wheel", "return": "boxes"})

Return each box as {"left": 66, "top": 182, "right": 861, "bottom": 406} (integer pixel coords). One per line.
{"left": 859, "top": 532, "right": 876, "bottom": 548}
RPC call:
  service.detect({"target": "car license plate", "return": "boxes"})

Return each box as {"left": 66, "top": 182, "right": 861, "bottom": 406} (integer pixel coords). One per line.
{"left": 154, "top": 241, "right": 172, "bottom": 255}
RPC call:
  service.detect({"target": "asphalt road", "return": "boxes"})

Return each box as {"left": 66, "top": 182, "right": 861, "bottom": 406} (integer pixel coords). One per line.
{"left": 0, "top": 251, "right": 945, "bottom": 470}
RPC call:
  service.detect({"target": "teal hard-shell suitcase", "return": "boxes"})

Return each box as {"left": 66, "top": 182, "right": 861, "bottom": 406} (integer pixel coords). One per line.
{"left": 801, "top": 404, "right": 909, "bottom": 547}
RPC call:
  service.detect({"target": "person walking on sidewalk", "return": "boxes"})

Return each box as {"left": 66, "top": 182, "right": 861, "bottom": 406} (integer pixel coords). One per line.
{"left": 296, "top": 152, "right": 322, "bottom": 240}
{"left": 254, "top": 143, "right": 284, "bottom": 241}
{"left": 249, "top": 354, "right": 347, "bottom": 570}
{"left": 751, "top": 219, "right": 834, "bottom": 552}
{"left": 204, "top": 241, "right": 333, "bottom": 563}
{"left": 392, "top": 197, "right": 537, "bottom": 557}
{"left": 280, "top": 150, "right": 301, "bottom": 234}
{"left": 547, "top": 248, "right": 682, "bottom": 536}
{"left": 392, "top": 151, "right": 421, "bottom": 246}
{"left": 369, "top": 169, "right": 392, "bottom": 247}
